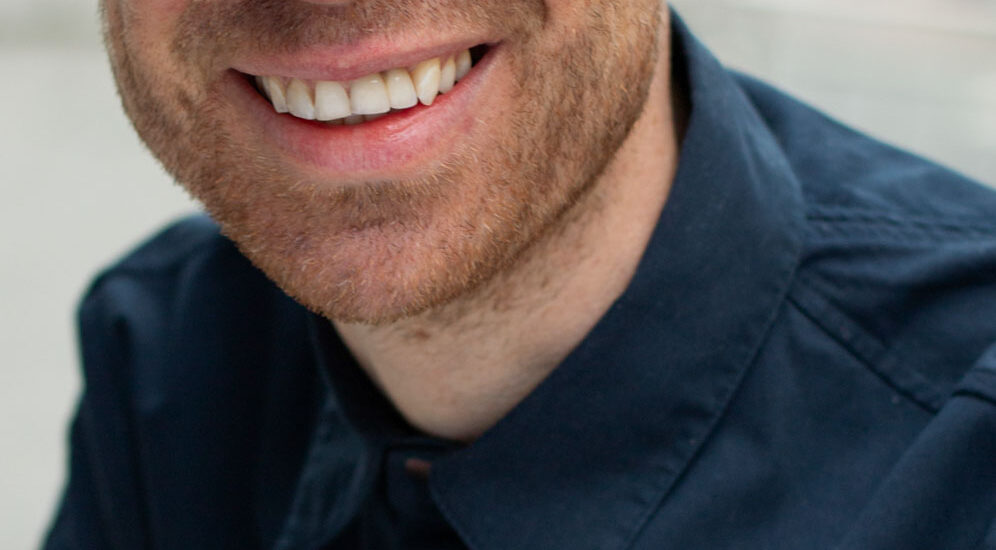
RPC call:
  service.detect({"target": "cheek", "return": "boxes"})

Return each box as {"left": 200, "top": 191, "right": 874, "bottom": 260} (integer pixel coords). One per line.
{"left": 111, "top": 0, "right": 187, "bottom": 46}
{"left": 120, "top": 0, "right": 187, "bottom": 18}
{"left": 107, "top": 0, "right": 197, "bottom": 87}
{"left": 544, "top": 0, "right": 584, "bottom": 18}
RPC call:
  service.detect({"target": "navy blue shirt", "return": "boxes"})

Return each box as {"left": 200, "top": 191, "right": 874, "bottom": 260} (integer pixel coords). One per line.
{"left": 45, "top": 14, "right": 996, "bottom": 550}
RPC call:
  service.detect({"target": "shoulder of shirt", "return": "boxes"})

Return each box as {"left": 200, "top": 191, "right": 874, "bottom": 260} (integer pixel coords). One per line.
{"left": 94, "top": 213, "right": 232, "bottom": 277}
{"left": 734, "top": 71, "right": 996, "bottom": 226}
{"left": 78, "top": 212, "right": 279, "bottom": 329}
{"left": 735, "top": 72, "right": 996, "bottom": 411}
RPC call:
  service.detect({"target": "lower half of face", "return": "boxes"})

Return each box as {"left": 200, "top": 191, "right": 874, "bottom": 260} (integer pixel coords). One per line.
{"left": 103, "top": 0, "right": 663, "bottom": 323}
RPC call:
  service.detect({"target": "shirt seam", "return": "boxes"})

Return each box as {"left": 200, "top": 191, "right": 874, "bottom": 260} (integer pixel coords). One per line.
{"left": 787, "top": 276, "right": 945, "bottom": 413}
{"left": 805, "top": 206, "right": 996, "bottom": 238}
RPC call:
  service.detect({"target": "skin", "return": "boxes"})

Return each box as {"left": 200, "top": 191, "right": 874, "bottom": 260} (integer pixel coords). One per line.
{"left": 102, "top": 0, "right": 683, "bottom": 440}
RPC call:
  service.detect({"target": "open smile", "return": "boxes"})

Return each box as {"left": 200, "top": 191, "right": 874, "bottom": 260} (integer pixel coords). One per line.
{"left": 223, "top": 42, "right": 499, "bottom": 179}
{"left": 249, "top": 46, "right": 489, "bottom": 126}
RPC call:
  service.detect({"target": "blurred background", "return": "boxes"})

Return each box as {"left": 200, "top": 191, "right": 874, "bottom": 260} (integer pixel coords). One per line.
{"left": 2, "top": 0, "right": 995, "bottom": 547}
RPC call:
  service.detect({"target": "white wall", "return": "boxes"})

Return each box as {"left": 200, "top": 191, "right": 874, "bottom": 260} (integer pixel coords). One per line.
{"left": 672, "top": 0, "right": 996, "bottom": 185}
{"left": 3, "top": 1, "right": 995, "bottom": 548}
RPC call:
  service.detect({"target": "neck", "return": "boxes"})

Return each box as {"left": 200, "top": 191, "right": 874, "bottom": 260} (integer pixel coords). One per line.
{"left": 334, "top": 26, "right": 683, "bottom": 443}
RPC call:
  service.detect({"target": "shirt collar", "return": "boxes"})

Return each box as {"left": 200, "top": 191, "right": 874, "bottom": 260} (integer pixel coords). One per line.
{"left": 278, "top": 10, "right": 805, "bottom": 550}
{"left": 274, "top": 317, "right": 449, "bottom": 550}
{"left": 428, "top": 11, "right": 805, "bottom": 550}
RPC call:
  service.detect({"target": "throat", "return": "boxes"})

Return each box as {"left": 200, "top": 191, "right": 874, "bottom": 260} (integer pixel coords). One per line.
{"left": 328, "top": 29, "right": 679, "bottom": 443}
{"left": 331, "top": 156, "right": 668, "bottom": 443}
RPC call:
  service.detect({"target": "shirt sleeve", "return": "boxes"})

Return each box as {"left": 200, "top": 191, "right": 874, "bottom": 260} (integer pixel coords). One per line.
{"left": 43, "top": 396, "right": 117, "bottom": 549}
{"left": 42, "top": 281, "right": 150, "bottom": 550}
{"left": 836, "top": 343, "right": 996, "bottom": 549}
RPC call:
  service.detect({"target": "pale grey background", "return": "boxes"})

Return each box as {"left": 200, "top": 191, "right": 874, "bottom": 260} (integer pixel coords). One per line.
{"left": 3, "top": 0, "right": 994, "bottom": 547}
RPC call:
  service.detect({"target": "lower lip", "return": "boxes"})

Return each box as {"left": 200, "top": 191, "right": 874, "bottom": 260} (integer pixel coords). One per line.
{"left": 223, "top": 46, "right": 500, "bottom": 180}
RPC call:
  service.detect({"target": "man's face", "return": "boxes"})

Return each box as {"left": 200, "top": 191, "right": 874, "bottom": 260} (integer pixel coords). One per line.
{"left": 102, "top": 0, "right": 663, "bottom": 323}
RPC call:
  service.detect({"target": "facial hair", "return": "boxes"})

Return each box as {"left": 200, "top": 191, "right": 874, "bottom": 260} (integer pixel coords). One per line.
{"left": 102, "top": 0, "right": 662, "bottom": 324}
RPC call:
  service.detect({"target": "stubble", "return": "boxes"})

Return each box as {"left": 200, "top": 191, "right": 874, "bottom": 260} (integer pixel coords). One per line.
{"left": 102, "top": 0, "right": 662, "bottom": 323}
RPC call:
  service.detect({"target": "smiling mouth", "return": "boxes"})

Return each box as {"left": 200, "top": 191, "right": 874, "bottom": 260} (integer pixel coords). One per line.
{"left": 248, "top": 45, "right": 489, "bottom": 126}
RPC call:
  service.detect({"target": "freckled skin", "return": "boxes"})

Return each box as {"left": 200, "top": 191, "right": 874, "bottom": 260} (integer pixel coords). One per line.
{"left": 101, "top": 0, "right": 663, "bottom": 324}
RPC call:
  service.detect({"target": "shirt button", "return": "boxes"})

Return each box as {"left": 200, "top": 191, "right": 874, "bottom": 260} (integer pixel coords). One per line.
{"left": 404, "top": 457, "right": 432, "bottom": 480}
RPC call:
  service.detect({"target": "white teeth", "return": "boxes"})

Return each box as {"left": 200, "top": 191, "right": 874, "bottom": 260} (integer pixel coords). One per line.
{"left": 384, "top": 68, "right": 418, "bottom": 110}
{"left": 255, "top": 76, "right": 269, "bottom": 99}
{"left": 411, "top": 57, "right": 441, "bottom": 106}
{"left": 314, "top": 80, "right": 351, "bottom": 121}
{"left": 349, "top": 74, "right": 391, "bottom": 115}
{"left": 261, "top": 76, "right": 289, "bottom": 113}
{"left": 439, "top": 56, "right": 456, "bottom": 94}
{"left": 257, "top": 47, "right": 476, "bottom": 122}
{"left": 286, "top": 78, "right": 315, "bottom": 120}
{"left": 455, "top": 49, "right": 472, "bottom": 81}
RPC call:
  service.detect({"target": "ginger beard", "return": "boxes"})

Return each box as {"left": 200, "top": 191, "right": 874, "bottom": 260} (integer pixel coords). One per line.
{"left": 102, "top": 0, "right": 663, "bottom": 324}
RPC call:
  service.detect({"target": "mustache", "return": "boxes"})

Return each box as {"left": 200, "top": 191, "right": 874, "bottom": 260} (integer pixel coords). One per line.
{"left": 172, "top": 0, "right": 546, "bottom": 65}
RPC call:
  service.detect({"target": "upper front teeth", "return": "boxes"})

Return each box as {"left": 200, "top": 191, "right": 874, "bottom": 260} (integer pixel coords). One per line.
{"left": 255, "top": 49, "right": 475, "bottom": 124}
{"left": 350, "top": 73, "right": 391, "bottom": 115}
{"left": 385, "top": 68, "right": 418, "bottom": 110}
{"left": 315, "top": 81, "right": 351, "bottom": 120}
{"left": 286, "top": 78, "right": 315, "bottom": 119}
{"left": 411, "top": 57, "right": 442, "bottom": 107}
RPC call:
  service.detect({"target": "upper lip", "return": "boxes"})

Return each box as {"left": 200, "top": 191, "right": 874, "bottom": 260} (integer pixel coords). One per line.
{"left": 231, "top": 36, "right": 496, "bottom": 82}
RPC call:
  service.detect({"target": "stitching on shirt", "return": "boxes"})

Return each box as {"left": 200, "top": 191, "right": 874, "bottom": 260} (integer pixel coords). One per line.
{"left": 787, "top": 277, "right": 945, "bottom": 413}
{"left": 805, "top": 207, "right": 996, "bottom": 242}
